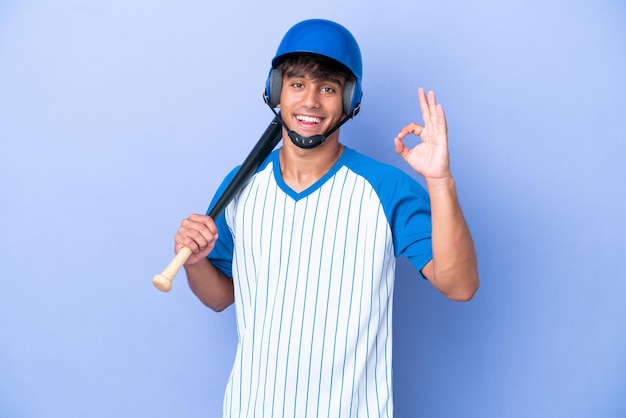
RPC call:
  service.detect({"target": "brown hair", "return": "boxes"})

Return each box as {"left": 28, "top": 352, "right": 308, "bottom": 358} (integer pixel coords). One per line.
{"left": 276, "top": 53, "right": 355, "bottom": 85}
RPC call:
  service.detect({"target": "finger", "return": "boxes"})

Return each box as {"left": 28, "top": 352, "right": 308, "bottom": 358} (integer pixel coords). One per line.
{"left": 179, "top": 219, "right": 218, "bottom": 253}
{"left": 418, "top": 87, "right": 430, "bottom": 124}
{"left": 396, "top": 122, "right": 424, "bottom": 140}
{"left": 187, "top": 214, "right": 219, "bottom": 237}
{"left": 423, "top": 90, "right": 441, "bottom": 129}
{"left": 428, "top": 90, "right": 438, "bottom": 113}
{"left": 436, "top": 103, "right": 448, "bottom": 134}
{"left": 394, "top": 136, "right": 407, "bottom": 154}
{"left": 177, "top": 233, "right": 212, "bottom": 254}
{"left": 187, "top": 226, "right": 216, "bottom": 252}
{"left": 189, "top": 213, "right": 220, "bottom": 237}
{"left": 175, "top": 232, "right": 202, "bottom": 254}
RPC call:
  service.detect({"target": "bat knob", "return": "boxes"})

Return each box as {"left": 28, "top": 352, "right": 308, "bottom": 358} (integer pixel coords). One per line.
{"left": 152, "top": 274, "right": 173, "bottom": 292}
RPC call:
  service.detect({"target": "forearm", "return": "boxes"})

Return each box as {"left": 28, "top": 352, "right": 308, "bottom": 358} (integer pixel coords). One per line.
{"left": 425, "top": 176, "right": 479, "bottom": 301}
{"left": 185, "top": 257, "right": 235, "bottom": 311}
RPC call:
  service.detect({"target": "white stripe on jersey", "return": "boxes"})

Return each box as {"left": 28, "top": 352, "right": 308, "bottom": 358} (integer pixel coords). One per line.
{"left": 222, "top": 161, "right": 397, "bottom": 418}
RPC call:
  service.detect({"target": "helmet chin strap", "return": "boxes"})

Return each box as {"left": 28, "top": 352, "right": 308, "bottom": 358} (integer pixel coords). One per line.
{"left": 266, "top": 100, "right": 358, "bottom": 150}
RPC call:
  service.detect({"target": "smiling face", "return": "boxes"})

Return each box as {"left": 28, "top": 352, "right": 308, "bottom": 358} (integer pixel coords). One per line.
{"left": 279, "top": 72, "right": 345, "bottom": 139}
{"left": 275, "top": 54, "right": 353, "bottom": 142}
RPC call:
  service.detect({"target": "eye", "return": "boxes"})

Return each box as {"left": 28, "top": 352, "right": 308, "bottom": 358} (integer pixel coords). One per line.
{"left": 291, "top": 82, "right": 304, "bottom": 89}
{"left": 321, "top": 86, "right": 336, "bottom": 94}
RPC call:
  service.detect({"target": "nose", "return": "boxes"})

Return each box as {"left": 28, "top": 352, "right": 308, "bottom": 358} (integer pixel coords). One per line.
{"left": 302, "top": 87, "right": 320, "bottom": 108}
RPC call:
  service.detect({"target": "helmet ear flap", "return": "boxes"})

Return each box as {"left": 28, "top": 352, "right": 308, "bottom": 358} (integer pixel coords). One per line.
{"left": 264, "top": 68, "right": 283, "bottom": 108}
{"left": 342, "top": 79, "right": 362, "bottom": 117}
{"left": 342, "top": 79, "right": 354, "bottom": 115}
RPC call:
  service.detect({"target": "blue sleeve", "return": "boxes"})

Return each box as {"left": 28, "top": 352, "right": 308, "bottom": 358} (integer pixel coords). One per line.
{"left": 386, "top": 176, "right": 433, "bottom": 276}
{"left": 347, "top": 150, "right": 433, "bottom": 276}
{"left": 206, "top": 166, "right": 239, "bottom": 278}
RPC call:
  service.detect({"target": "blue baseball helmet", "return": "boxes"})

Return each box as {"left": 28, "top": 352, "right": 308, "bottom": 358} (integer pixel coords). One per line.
{"left": 264, "top": 19, "right": 363, "bottom": 116}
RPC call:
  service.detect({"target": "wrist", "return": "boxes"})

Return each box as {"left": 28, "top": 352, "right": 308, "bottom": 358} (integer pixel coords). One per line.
{"left": 184, "top": 254, "right": 209, "bottom": 269}
{"left": 425, "top": 175, "right": 455, "bottom": 191}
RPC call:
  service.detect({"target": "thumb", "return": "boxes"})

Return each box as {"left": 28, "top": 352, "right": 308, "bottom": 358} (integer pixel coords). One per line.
{"left": 394, "top": 136, "right": 410, "bottom": 159}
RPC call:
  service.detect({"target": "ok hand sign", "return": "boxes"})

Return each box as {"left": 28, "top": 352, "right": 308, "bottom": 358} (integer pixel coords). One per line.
{"left": 394, "top": 87, "right": 452, "bottom": 181}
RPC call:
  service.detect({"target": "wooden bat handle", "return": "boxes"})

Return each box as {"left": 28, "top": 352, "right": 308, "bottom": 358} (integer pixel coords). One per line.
{"left": 152, "top": 246, "right": 193, "bottom": 292}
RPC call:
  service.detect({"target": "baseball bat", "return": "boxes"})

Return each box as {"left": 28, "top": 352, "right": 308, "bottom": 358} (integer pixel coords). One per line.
{"left": 152, "top": 116, "right": 283, "bottom": 292}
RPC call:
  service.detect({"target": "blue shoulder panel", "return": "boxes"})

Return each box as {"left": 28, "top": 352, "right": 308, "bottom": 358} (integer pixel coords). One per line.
{"left": 341, "top": 147, "right": 433, "bottom": 273}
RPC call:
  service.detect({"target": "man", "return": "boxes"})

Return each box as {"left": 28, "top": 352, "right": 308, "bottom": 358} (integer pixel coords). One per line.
{"left": 174, "top": 19, "right": 478, "bottom": 418}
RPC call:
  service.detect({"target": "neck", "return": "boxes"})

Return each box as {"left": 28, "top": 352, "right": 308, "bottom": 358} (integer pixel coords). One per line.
{"left": 279, "top": 131, "right": 344, "bottom": 193}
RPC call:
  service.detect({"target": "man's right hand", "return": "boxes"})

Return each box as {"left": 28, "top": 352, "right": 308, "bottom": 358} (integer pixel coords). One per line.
{"left": 174, "top": 214, "right": 219, "bottom": 266}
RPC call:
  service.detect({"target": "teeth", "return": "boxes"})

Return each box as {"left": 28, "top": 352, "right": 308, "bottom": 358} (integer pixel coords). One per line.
{"left": 296, "top": 115, "right": 322, "bottom": 124}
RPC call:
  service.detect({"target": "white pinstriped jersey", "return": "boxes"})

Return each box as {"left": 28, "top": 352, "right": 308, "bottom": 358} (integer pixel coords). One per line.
{"left": 208, "top": 147, "right": 432, "bottom": 418}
